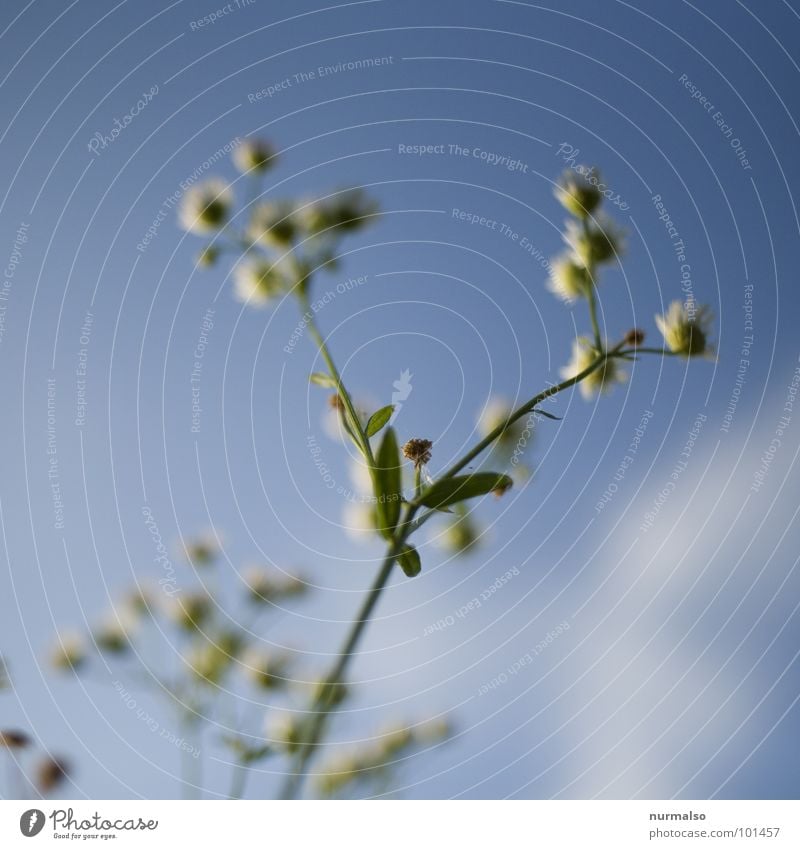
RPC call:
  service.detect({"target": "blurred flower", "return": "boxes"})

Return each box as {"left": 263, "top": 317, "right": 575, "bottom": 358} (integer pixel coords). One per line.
{"left": 247, "top": 201, "right": 298, "bottom": 248}
{"left": 264, "top": 712, "right": 305, "bottom": 754}
{"left": 186, "top": 640, "right": 232, "bottom": 685}
{"left": 300, "top": 190, "right": 378, "bottom": 235}
{"left": 196, "top": 245, "right": 220, "bottom": 268}
{"left": 655, "top": 300, "right": 714, "bottom": 358}
{"left": 560, "top": 337, "right": 626, "bottom": 400}
{"left": 241, "top": 647, "right": 291, "bottom": 690}
{"left": 341, "top": 500, "right": 378, "bottom": 542}
{"left": 547, "top": 254, "right": 592, "bottom": 303}
{"left": 50, "top": 632, "right": 86, "bottom": 671}
{"left": 554, "top": 167, "right": 602, "bottom": 218}
{"left": 308, "top": 677, "right": 348, "bottom": 708}
{"left": 36, "top": 756, "right": 70, "bottom": 794}
{"left": 233, "top": 138, "right": 277, "bottom": 174}
{"left": 565, "top": 215, "right": 624, "bottom": 267}
{"left": 167, "top": 591, "right": 212, "bottom": 632}
{"left": 0, "top": 729, "right": 32, "bottom": 749}
{"left": 233, "top": 258, "right": 292, "bottom": 306}
{"left": 93, "top": 610, "right": 137, "bottom": 654}
{"left": 179, "top": 179, "right": 232, "bottom": 234}
{"left": 182, "top": 533, "right": 219, "bottom": 567}
{"left": 624, "top": 328, "right": 646, "bottom": 347}
{"left": 437, "top": 504, "right": 481, "bottom": 556}
{"left": 477, "top": 397, "right": 526, "bottom": 449}
{"left": 242, "top": 566, "right": 306, "bottom": 603}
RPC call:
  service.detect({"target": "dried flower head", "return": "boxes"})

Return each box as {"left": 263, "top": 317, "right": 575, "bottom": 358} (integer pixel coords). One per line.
{"left": 233, "top": 138, "right": 276, "bottom": 174}
{"left": 624, "top": 328, "right": 646, "bottom": 347}
{"left": 554, "top": 167, "right": 603, "bottom": 219}
{"left": 0, "top": 729, "right": 32, "bottom": 749}
{"left": 178, "top": 179, "right": 232, "bottom": 234}
{"left": 402, "top": 438, "right": 433, "bottom": 468}
{"left": 560, "top": 337, "right": 627, "bottom": 400}
{"left": 655, "top": 300, "right": 714, "bottom": 358}
{"left": 36, "top": 756, "right": 70, "bottom": 794}
{"left": 547, "top": 254, "right": 593, "bottom": 303}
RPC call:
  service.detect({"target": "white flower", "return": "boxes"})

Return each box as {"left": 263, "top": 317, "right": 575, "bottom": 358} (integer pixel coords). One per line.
{"left": 554, "top": 167, "right": 602, "bottom": 218}
{"left": 247, "top": 201, "right": 298, "bottom": 248}
{"left": 50, "top": 631, "right": 86, "bottom": 671}
{"left": 342, "top": 500, "right": 377, "bottom": 542}
{"left": 178, "top": 179, "right": 233, "bottom": 234}
{"left": 233, "top": 138, "right": 276, "bottom": 174}
{"left": 655, "top": 300, "right": 714, "bottom": 358}
{"left": 560, "top": 337, "right": 626, "bottom": 399}
{"left": 564, "top": 215, "right": 624, "bottom": 268}
{"left": 233, "top": 258, "right": 291, "bottom": 306}
{"left": 547, "top": 254, "right": 592, "bottom": 303}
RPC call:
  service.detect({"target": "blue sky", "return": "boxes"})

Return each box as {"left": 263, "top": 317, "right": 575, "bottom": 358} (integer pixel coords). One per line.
{"left": 1, "top": 0, "right": 799, "bottom": 799}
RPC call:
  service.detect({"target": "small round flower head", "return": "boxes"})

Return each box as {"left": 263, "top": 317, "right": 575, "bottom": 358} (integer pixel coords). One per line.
{"left": 178, "top": 179, "right": 233, "bottom": 234}
{"left": 655, "top": 300, "right": 714, "bottom": 358}
{"left": 565, "top": 216, "right": 624, "bottom": 268}
{"left": 309, "top": 190, "right": 378, "bottom": 234}
{"left": 233, "top": 258, "right": 291, "bottom": 307}
{"left": 554, "top": 167, "right": 602, "bottom": 218}
{"left": 402, "top": 438, "right": 433, "bottom": 468}
{"left": 439, "top": 508, "right": 481, "bottom": 556}
{"left": 0, "top": 729, "right": 32, "bottom": 749}
{"left": 50, "top": 632, "right": 86, "bottom": 671}
{"left": 233, "top": 138, "right": 277, "bottom": 174}
{"left": 560, "top": 337, "right": 627, "bottom": 400}
{"left": 247, "top": 201, "right": 298, "bottom": 248}
{"left": 547, "top": 254, "right": 593, "bottom": 303}
{"left": 36, "top": 756, "right": 70, "bottom": 794}
{"left": 477, "top": 397, "right": 526, "bottom": 449}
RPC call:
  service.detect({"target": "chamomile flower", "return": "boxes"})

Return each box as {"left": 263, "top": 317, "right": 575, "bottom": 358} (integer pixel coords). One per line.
{"left": 178, "top": 179, "right": 233, "bottom": 234}
{"left": 50, "top": 632, "right": 86, "bottom": 671}
{"left": 233, "top": 258, "right": 291, "bottom": 306}
{"left": 560, "top": 337, "right": 626, "bottom": 400}
{"left": 554, "top": 166, "right": 602, "bottom": 218}
{"left": 655, "top": 300, "right": 714, "bottom": 358}
{"left": 547, "top": 254, "right": 593, "bottom": 303}
{"left": 247, "top": 201, "right": 298, "bottom": 248}
{"left": 233, "top": 138, "right": 277, "bottom": 174}
{"left": 564, "top": 215, "right": 624, "bottom": 268}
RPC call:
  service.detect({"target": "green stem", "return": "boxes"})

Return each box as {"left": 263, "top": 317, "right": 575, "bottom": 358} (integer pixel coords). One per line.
{"left": 229, "top": 758, "right": 249, "bottom": 800}
{"left": 279, "top": 542, "right": 403, "bottom": 800}
{"left": 582, "top": 218, "right": 603, "bottom": 351}
{"left": 296, "top": 289, "right": 375, "bottom": 467}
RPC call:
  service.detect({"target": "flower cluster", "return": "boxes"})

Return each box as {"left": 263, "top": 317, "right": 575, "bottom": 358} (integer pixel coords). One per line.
{"left": 548, "top": 166, "right": 713, "bottom": 398}
{"left": 179, "top": 138, "right": 377, "bottom": 307}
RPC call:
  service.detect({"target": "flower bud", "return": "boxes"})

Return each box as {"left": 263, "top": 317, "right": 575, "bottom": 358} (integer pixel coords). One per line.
{"left": 233, "top": 258, "right": 292, "bottom": 306}
{"left": 36, "top": 756, "right": 70, "bottom": 794}
{"left": 197, "top": 246, "right": 220, "bottom": 268}
{"left": 624, "top": 328, "right": 645, "bottom": 347}
{"left": 247, "top": 201, "right": 298, "bottom": 248}
{"left": 0, "top": 729, "right": 31, "bottom": 749}
{"left": 547, "top": 254, "right": 592, "bottom": 303}
{"left": 565, "top": 217, "right": 624, "bottom": 267}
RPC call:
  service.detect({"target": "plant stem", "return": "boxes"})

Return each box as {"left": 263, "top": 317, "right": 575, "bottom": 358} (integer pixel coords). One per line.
{"left": 279, "top": 545, "right": 402, "bottom": 799}
{"left": 582, "top": 218, "right": 603, "bottom": 351}
{"left": 296, "top": 290, "right": 375, "bottom": 467}
{"left": 229, "top": 758, "right": 249, "bottom": 800}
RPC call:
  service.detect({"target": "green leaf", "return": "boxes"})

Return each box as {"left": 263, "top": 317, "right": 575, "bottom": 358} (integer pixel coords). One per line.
{"left": 396, "top": 544, "right": 421, "bottom": 578}
{"left": 309, "top": 372, "right": 337, "bottom": 388}
{"left": 417, "top": 473, "right": 513, "bottom": 511}
{"left": 374, "top": 427, "right": 402, "bottom": 535}
{"left": 533, "top": 408, "right": 562, "bottom": 421}
{"left": 365, "top": 405, "right": 394, "bottom": 437}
